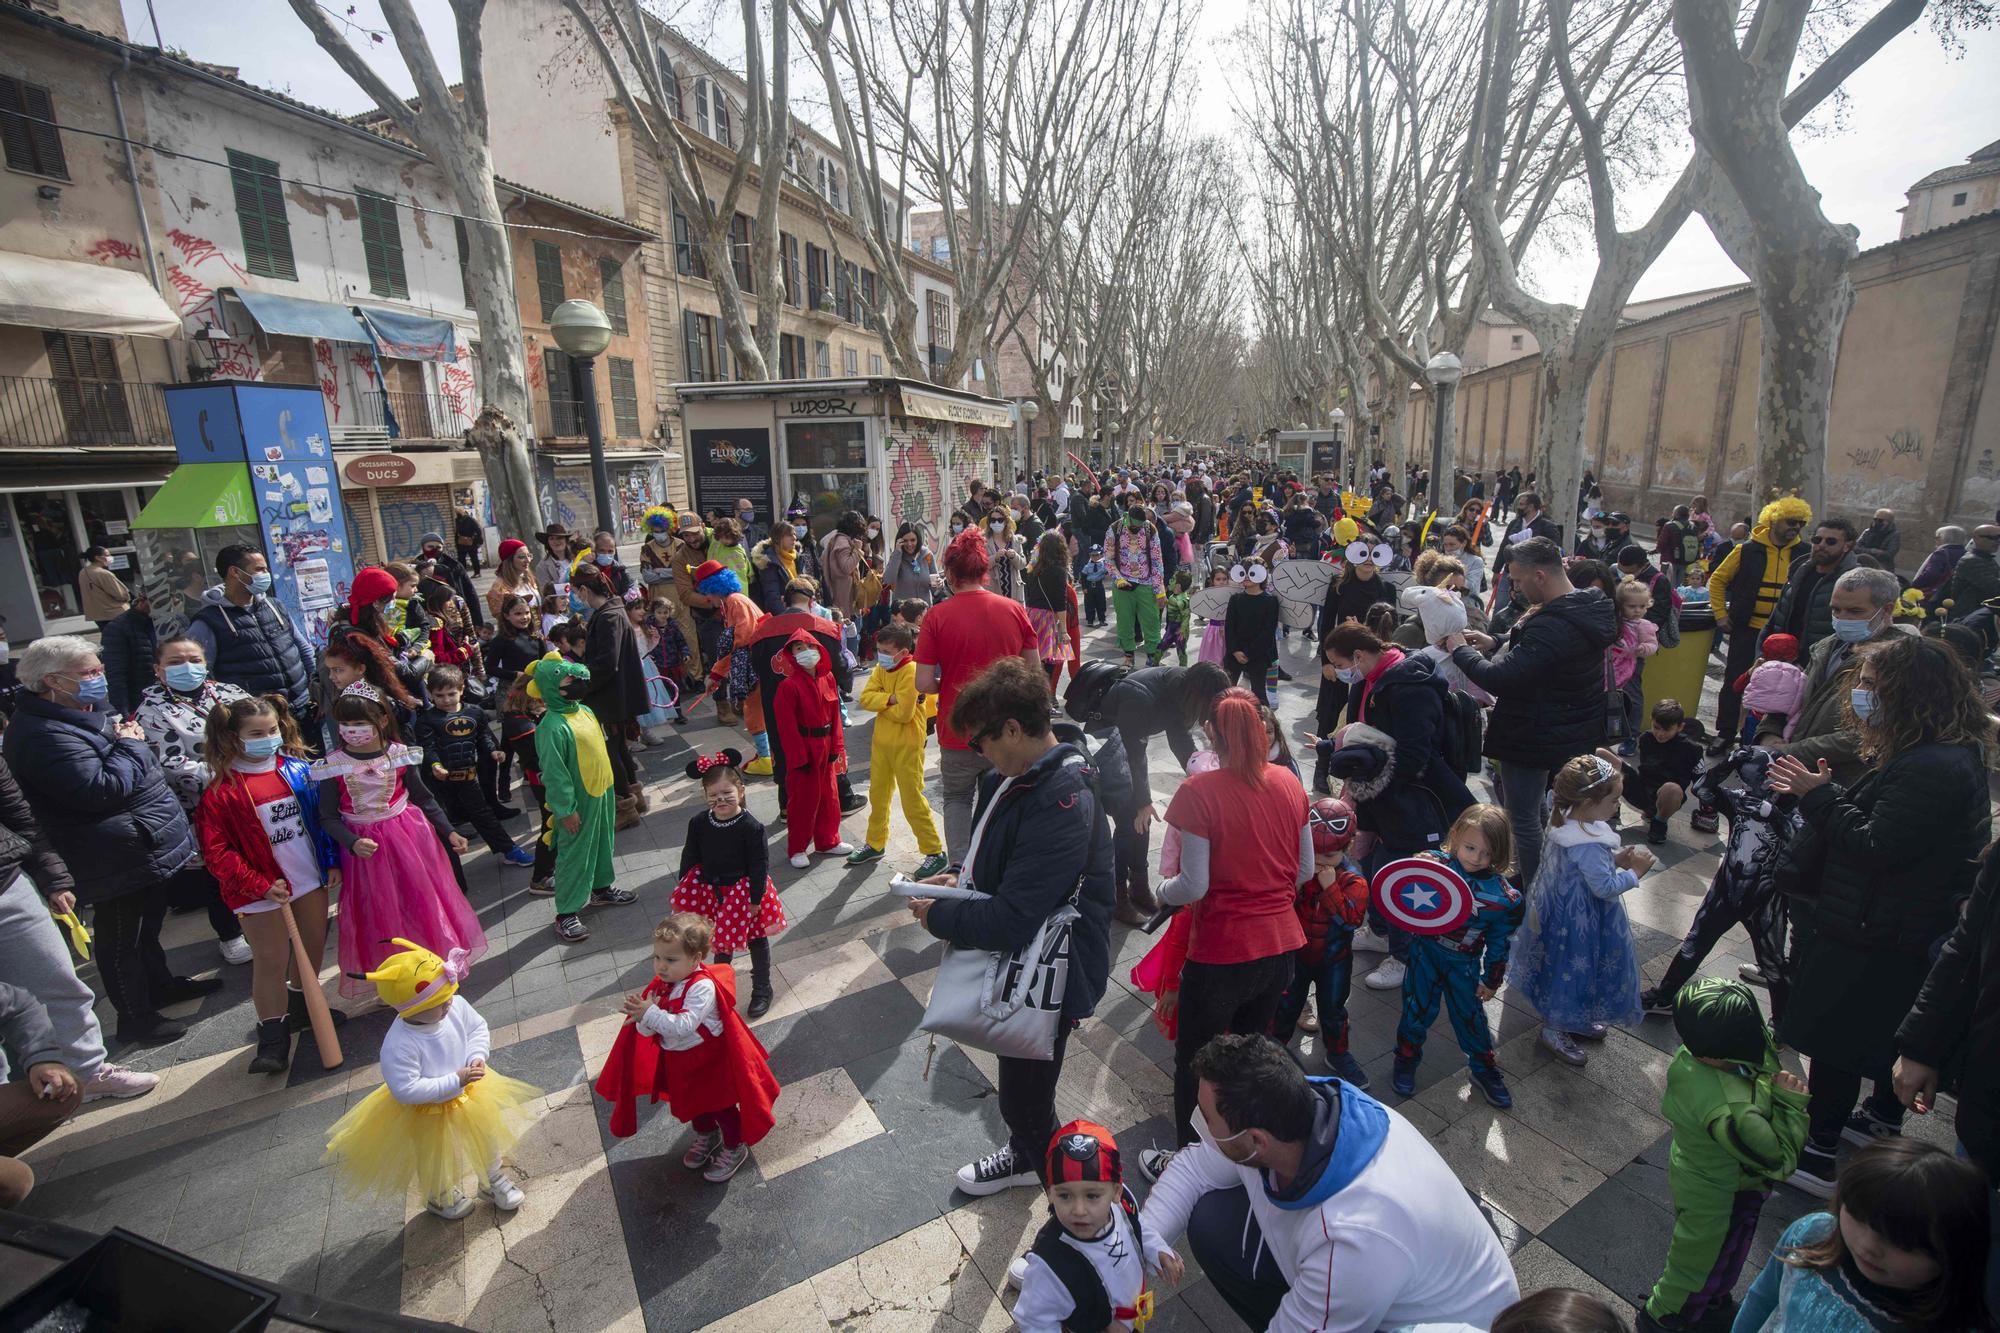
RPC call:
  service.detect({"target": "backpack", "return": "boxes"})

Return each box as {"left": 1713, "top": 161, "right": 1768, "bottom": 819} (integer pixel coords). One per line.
{"left": 1680, "top": 527, "right": 1701, "bottom": 567}
{"left": 1437, "top": 685, "right": 1484, "bottom": 779}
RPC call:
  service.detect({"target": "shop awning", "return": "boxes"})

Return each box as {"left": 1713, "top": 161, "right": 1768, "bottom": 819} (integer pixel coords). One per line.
{"left": 356, "top": 306, "right": 456, "bottom": 363}
{"left": 0, "top": 251, "right": 183, "bottom": 338}
{"left": 225, "top": 288, "right": 367, "bottom": 343}
{"left": 896, "top": 385, "right": 1015, "bottom": 430}
{"left": 133, "top": 462, "right": 257, "bottom": 529}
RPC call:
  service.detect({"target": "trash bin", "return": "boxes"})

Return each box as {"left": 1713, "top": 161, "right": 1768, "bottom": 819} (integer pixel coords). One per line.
{"left": 1644, "top": 604, "right": 1716, "bottom": 723}
{"left": 0, "top": 1228, "right": 278, "bottom": 1333}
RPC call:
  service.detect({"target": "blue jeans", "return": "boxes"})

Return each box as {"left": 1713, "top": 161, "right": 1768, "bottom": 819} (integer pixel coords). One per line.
{"left": 1496, "top": 762, "right": 1553, "bottom": 887}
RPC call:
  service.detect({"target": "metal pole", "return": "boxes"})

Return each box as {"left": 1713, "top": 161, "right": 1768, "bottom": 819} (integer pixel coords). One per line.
{"left": 1430, "top": 384, "right": 1452, "bottom": 519}
{"left": 578, "top": 357, "right": 616, "bottom": 537}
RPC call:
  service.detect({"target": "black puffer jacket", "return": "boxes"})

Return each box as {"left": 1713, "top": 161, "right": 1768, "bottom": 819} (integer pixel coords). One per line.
{"left": 1451, "top": 588, "right": 1618, "bottom": 769}
{"left": 1898, "top": 849, "right": 2000, "bottom": 1177}
{"left": 1, "top": 694, "right": 195, "bottom": 902}
{"left": 0, "top": 756, "right": 73, "bottom": 901}
{"left": 922, "top": 741, "right": 1115, "bottom": 1023}
{"left": 1098, "top": 666, "right": 1205, "bottom": 809}
{"left": 1357, "top": 653, "right": 1474, "bottom": 840}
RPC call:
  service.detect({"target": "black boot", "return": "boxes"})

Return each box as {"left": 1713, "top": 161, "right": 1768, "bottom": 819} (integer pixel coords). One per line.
{"left": 286, "top": 987, "right": 348, "bottom": 1034}
{"left": 1128, "top": 864, "right": 1160, "bottom": 915}
{"left": 1112, "top": 862, "right": 1148, "bottom": 927}
{"left": 248, "top": 1017, "right": 292, "bottom": 1075}
{"left": 746, "top": 938, "right": 774, "bottom": 1018}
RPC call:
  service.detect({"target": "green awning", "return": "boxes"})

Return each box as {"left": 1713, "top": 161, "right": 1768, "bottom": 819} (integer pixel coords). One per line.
{"left": 134, "top": 463, "right": 257, "bottom": 529}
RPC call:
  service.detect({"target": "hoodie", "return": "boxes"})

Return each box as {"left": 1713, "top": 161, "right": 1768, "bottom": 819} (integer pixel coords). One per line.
{"left": 1139, "top": 1080, "right": 1518, "bottom": 1332}
{"left": 1451, "top": 588, "right": 1619, "bottom": 770}
{"left": 772, "top": 628, "right": 845, "bottom": 772}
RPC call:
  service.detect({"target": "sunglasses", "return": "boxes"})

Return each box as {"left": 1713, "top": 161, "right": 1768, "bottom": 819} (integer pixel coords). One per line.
{"left": 1810, "top": 536, "right": 1846, "bottom": 546}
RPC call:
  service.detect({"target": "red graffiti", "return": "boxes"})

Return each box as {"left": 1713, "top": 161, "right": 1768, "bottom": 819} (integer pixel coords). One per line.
{"left": 349, "top": 351, "right": 379, "bottom": 388}
{"left": 167, "top": 228, "right": 247, "bottom": 281}
{"left": 314, "top": 339, "right": 340, "bottom": 423}
{"left": 85, "top": 238, "right": 140, "bottom": 263}
{"left": 440, "top": 363, "right": 474, "bottom": 419}
{"left": 889, "top": 430, "right": 944, "bottom": 529}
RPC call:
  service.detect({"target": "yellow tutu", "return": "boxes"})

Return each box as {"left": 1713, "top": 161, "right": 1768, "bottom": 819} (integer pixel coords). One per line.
{"left": 322, "top": 1070, "right": 542, "bottom": 1203}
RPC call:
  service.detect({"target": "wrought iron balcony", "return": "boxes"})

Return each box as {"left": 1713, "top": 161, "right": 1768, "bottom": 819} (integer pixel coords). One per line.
{"left": 0, "top": 375, "right": 172, "bottom": 449}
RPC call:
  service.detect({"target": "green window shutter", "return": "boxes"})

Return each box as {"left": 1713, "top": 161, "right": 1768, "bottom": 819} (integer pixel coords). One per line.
{"left": 599, "top": 258, "right": 628, "bottom": 335}
{"left": 0, "top": 77, "right": 68, "bottom": 179}
{"left": 534, "top": 241, "right": 566, "bottom": 320}
{"left": 227, "top": 149, "right": 296, "bottom": 281}
{"left": 356, "top": 189, "right": 408, "bottom": 299}
{"left": 608, "top": 357, "right": 641, "bottom": 436}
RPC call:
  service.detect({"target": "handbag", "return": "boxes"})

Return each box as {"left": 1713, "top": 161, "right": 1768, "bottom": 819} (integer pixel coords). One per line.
{"left": 1601, "top": 651, "right": 1629, "bottom": 742}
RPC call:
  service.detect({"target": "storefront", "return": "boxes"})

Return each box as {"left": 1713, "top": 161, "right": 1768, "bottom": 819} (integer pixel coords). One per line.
{"left": 1275, "top": 428, "right": 1343, "bottom": 483}
{"left": 674, "top": 377, "right": 1017, "bottom": 543}
{"left": 534, "top": 448, "right": 672, "bottom": 542}
{"left": 335, "top": 445, "right": 490, "bottom": 569}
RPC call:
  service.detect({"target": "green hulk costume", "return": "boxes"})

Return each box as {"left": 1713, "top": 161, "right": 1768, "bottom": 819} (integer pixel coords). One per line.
{"left": 533, "top": 657, "right": 618, "bottom": 913}
{"left": 1647, "top": 977, "right": 1810, "bottom": 1328}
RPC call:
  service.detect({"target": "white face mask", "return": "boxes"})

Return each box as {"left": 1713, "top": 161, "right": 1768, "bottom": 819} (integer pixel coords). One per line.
{"left": 792, "top": 647, "right": 822, "bottom": 671}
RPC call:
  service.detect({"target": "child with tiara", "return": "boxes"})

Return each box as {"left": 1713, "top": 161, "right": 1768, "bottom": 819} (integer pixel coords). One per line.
{"left": 322, "top": 939, "right": 539, "bottom": 1219}
{"left": 1508, "top": 752, "right": 1655, "bottom": 1066}
{"left": 315, "top": 682, "right": 485, "bottom": 995}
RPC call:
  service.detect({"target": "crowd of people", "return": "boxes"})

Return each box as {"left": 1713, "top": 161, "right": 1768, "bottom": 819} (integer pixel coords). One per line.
{"left": 2, "top": 450, "right": 1999, "bottom": 1333}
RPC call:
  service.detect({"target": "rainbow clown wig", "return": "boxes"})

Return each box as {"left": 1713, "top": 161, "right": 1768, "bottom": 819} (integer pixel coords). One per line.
{"left": 642, "top": 505, "right": 677, "bottom": 536}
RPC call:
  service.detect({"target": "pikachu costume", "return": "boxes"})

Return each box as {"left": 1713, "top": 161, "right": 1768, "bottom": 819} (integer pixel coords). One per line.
{"left": 856, "top": 650, "right": 944, "bottom": 861}
{"left": 321, "top": 940, "right": 540, "bottom": 1205}
{"left": 534, "top": 656, "right": 618, "bottom": 913}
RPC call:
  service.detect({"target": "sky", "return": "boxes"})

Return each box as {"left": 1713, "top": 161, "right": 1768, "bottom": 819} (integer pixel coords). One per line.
{"left": 128, "top": 0, "right": 1999, "bottom": 307}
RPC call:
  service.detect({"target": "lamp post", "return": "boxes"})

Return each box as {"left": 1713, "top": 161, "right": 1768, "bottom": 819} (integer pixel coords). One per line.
{"left": 1330, "top": 406, "right": 1346, "bottom": 492}
{"left": 1018, "top": 398, "right": 1040, "bottom": 480}
{"left": 1424, "top": 351, "right": 1463, "bottom": 519}
{"left": 550, "top": 299, "right": 616, "bottom": 537}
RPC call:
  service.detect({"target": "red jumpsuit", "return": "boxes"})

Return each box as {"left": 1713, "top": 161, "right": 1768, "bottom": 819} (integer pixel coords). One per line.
{"left": 771, "top": 628, "right": 847, "bottom": 856}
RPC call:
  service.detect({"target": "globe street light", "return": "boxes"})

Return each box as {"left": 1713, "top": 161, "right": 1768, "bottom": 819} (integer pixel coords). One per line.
{"left": 1018, "top": 398, "right": 1040, "bottom": 481}
{"left": 550, "top": 299, "right": 617, "bottom": 537}
{"left": 1424, "top": 351, "right": 1464, "bottom": 518}
{"left": 1330, "top": 406, "right": 1347, "bottom": 491}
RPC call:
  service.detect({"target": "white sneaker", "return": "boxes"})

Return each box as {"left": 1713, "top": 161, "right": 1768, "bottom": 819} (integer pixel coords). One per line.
{"left": 955, "top": 1146, "right": 1038, "bottom": 1196}
{"left": 1364, "top": 958, "right": 1407, "bottom": 990}
{"left": 81, "top": 1064, "right": 160, "bottom": 1103}
{"left": 1354, "top": 926, "right": 1393, "bottom": 955}
{"left": 218, "top": 935, "right": 253, "bottom": 966}
{"left": 825, "top": 842, "right": 855, "bottom": 856}
{"left": 426, "top": 1190, "right": 475, "bottom": 1220}
{"left": 480, "top": 1173, "right": 525, "bottom": 1211}
{"left": 789, "top": 852, "right": 811, "bottom": 869}
{"left": 1006, "top": 1255, "right": 1029, "bottom": 1289}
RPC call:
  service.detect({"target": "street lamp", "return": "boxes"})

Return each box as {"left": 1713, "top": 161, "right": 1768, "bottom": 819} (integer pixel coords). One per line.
{"left": 549, "top": 299, "right": 616, "bottom": 537}
{"left": 1330, "top": 406, "right": 1347, "bottom": 491}
{"left": 1018, "top": 398, "right": 1040, "bottom": 481}
{"left": 1424, "top": 351, "right": 1464, "bottom": 518}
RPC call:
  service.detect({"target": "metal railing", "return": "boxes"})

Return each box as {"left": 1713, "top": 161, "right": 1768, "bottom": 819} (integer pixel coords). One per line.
{"left": 0, "top": 375, "right": 172, "bottom": 449}
{"left": 354, "top": 389, "right": 474, "bottom": 441}
{"left": 543, "top": 397, "right": 585, "bottom": 438}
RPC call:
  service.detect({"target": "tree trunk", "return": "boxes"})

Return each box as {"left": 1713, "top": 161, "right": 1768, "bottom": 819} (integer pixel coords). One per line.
{"left": 1533, "top": 351, "right": 1591, "bottom": 547}
{"left": 1749, "top": 241, "right": 1854, "bottom": 507}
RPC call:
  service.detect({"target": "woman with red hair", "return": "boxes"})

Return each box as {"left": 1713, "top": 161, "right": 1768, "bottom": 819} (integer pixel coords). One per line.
{"left": 1144, "top": 686, "right": 1313, "bottom": 1178}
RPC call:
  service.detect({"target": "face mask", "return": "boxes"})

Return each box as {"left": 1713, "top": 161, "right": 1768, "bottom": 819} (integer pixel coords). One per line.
{"left": 649, "top": 532, "right": 668, "bottom": 544}
{"left": 339, "top": 724, "right": 380, "bottom": 748}
{"left": 594, "top": 553, "right": 615, "bottom": 566}
{"left": 1849, "top": 687, "right": 1876, "bottom": 722}
{"left": 877, "top": 652, "right": 900, "bottom": 670}
{"left": 71, "top": 673, "right": 108, "bottom": 704}
{"left": 1267, "top": 740, "right": 1282, "bottom": 761}
{"left": 248, "top": 571, "right": 273, "bottom": 595}
{"left": 867, "top": 526, "right": 881, "bottom": 539}
{"left": 792, "top": 647, "right": 822, "bottom": 671}
{"left": 164, "top": 662, "right": 209, "bottom": 692}
{"left": 0, "top": 642, "right": 9, "bottom": 667}
{"left": 1189, "top": 1106, "right": 1259, "bottom": 1165}
{"left": 989, "top": 520, "right": 1007, "bottom": 533}
{"left": 951, "top": 522, "right": 965, "bottom": 533}
{"left": 1334, "top": 666, "right": 1361, "bottom": 684}
{"left": 1830, "top": 615, "right": 1876, "bottom": 644}
{"left": 795, "top": 523, "right": 810, "bottom": 539}
{"left": 570, "top": 592, "right": 588, "bottom": 615}
{"left": 242, "top": 734, "right": 282, "bottom": 760}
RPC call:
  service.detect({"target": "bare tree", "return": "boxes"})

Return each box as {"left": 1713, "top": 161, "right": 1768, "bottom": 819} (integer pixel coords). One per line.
{"left": 556, "top": 0, "right": 793, "bottom": 378}
{"left": 286, "top": 0, "right": 543, "bottom": 537}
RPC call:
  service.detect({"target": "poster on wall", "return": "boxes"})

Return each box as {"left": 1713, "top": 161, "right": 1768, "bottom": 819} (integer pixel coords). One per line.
{"left": 689, "top": 428, "right": 776, "bottom": 525}
{"left": 235, "top": 385, "right": 356, "bottom": 649}
{"left": 1310, "top": 437, "right": 1341, "bottom": 476}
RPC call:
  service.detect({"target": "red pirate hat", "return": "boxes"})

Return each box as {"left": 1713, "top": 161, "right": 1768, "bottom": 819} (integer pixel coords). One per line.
{"left": 1046, "top": 1120, "right": 1121, "bottom": 1187}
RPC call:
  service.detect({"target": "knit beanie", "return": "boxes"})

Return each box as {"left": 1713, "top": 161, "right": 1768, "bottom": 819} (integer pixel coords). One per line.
{"left": 1760, "top": 633, "right": 1799, "bottom": 663}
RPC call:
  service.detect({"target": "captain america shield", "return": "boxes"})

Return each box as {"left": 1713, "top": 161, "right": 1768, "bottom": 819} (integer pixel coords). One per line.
{"left": 1369, "top": 857, "right": 1475, "bottom": 935}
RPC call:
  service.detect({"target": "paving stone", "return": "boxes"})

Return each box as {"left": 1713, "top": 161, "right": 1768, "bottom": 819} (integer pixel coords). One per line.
{"left": 750, "top": 1065, "right": 886, "bottom": 1179}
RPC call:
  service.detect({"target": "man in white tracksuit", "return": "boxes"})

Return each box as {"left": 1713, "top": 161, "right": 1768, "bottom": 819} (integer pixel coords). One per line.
{"left": 1141, "top": 1034, "right": 1517, "bottom": 1331}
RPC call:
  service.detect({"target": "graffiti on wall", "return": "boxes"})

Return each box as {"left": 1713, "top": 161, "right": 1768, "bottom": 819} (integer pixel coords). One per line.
{"left": 157, "top": 227, "right": 261, "bottom": 380}
{"left": 313, "top": 339, "right": 341, "bottom": 423}
{"left": 440, "top": 343, "right": 476, "bottom": 422}
{"left": 888, "top": 426, "right": 944, "bottom": 530}
{"left": 84, "top": 238, "right": 140, "bottom": 264}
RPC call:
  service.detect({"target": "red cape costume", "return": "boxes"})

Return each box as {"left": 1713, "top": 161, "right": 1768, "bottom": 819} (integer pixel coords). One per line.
{"left": 593, "top": 963, "right": 780, "bottom": 1142}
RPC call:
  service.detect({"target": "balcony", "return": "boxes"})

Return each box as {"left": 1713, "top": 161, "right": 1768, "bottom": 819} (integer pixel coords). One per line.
{"left": 352, "top": 389, "right": 475, "bottom": 443}
{"left": 540, "top": 396, "right": 585, "bottom": 439}
{"left": 0, "top": 376, "right": 173, "bottom": 450}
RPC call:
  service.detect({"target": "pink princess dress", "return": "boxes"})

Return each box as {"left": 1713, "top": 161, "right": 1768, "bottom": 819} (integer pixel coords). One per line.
{"left": 316, "top": 744, "right": 488, "bottom": 997}
{"left": 1197, "top": 615, "right": 1228, "bottom": 665}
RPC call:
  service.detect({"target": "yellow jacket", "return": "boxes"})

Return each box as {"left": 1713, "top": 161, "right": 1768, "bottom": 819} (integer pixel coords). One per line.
{"left": 860, "top": 658, "right": 934, "bottom": 751}
{"left": 1708, "top": 524, "right": 1800, "bottom": 632}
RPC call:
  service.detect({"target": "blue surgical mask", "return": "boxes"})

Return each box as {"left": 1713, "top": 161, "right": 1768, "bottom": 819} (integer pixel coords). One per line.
{"left": 594, "top": 553, "right": 615, "bottom": 567}
{"left": 1849, "top": 687, "right": 1876, "bottom": 721}
{"left": 242, "top": 734, "right": 282, "bottom": 759}
{"left": 570, "top": 592, "right": 588, "bottom": 615}
{"left": 877, "top": 652, "right": 900, "bottom": 670}
{"left": 72, "top": 673, "right": 108, "bottom": 704}
{"left": 248, "top": 571, "right": 273, "bottom": 595}
{"left": 164, "top": 662, "right": 209, "bottom": 692}
{"left": 1830, "top": 616, "right": 1876, "bottom": 644}
{"left": 795, "top": 523, "right": 809, "bottom": 538}
{"left": 1334, "top": 667, "right": 1362, "bottom": 685}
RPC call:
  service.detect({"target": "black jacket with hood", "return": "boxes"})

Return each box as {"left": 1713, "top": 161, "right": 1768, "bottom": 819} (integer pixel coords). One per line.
{"left": 1450, "top": 588, "right": 1619, "bottom": 769}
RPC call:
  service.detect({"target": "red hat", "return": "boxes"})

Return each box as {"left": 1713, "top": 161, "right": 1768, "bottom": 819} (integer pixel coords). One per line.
{"left": 349, "top": 566, "right": 398, "bottom": 610}
{"left": 1761, "top": 633, "right": 1800, "bottom": 663}
{"left": 694, "top": 559, "right": 726, "bottom": 584}
{"left": 497, "top": 538, "right": 526, "bottom": 562}
{"left": 1046, "top": 1120, "right": 1121, "bottom": 1187}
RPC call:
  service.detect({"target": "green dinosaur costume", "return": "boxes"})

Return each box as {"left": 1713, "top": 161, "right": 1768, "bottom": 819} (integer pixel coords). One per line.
{"left": 1646, "top": 978, "right": 1810, "bottom": 1326}
{"left": 533, "top": 657, "right": 618, "bottom": 913}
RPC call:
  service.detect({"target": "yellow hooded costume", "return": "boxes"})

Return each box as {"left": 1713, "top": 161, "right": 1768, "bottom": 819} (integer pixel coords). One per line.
{"left": 1708, "top": 497, "right": 1811, "bottom": 631}
{"left": 856, "top": 650, "right": 944, "bottom": 859}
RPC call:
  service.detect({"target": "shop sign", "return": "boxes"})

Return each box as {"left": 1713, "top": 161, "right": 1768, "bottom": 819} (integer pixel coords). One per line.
{"left": 788, "top": 396, "right": 858, "bottom": 417}
{"left": 343, "top": 453, "right": 418, "bottom": 487}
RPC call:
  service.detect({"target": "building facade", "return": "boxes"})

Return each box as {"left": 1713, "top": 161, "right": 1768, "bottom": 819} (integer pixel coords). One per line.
{"left": 1900, "top": 138, "right": 2000, "bottom": 238}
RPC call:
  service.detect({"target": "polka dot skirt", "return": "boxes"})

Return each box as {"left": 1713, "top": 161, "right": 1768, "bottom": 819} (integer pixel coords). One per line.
{"left": 672, "top": 867, "right": 786, "bottom": 952}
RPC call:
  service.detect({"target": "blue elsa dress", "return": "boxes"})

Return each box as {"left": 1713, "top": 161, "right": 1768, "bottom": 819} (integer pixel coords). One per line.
{"left": 1510, "top": 818, "right": 1644, "bottom": 1031}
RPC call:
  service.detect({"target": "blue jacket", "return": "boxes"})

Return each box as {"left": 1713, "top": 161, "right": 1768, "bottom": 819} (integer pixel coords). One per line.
{"left": 1416, "top": 852, "right": 1524, "bottom": 988}
{"left": 189, "top": 586, "right": 313, "bottom": 713}
{"left": 100, "top": 607, "right": 157, "bottom": 717}
{"left": 1, "top": 694, "right": 195, "bottom": 903}
{"left": 922, "top": 741, "right": 1115, "bottom": 1022}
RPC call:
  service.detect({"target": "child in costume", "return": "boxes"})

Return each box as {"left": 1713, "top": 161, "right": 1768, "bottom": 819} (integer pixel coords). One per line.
{"left": 696, "top": 560, "right": 762, "bottom": 733}
{"left": 1610, "top": 577, "right": 1661, "bottom": 751}
{"left": 315, "top": 684, "right": 483, "bottom": 996}
{"left": 1222, "top": 557, "right": 1280, "bottom": 705}
{"left": 322, "top": 940, "right": 538, "bottom": 1219}
{"left": 771, "top": 628, "right": 852, "bottom": 868}
{"left": 846, "top": 621, "right": 948, "bottom": 877}
{"left": 1127, "top": 751, "right": 1219, "bottom": 1032}
{"left": 671, "top": 753, "right": 783, "bottom": 1017}
{"left": 1642, "top": 977, "right": 1808, "bottom": 1331}
{"left": 1736, "top": 632, "right": 1808, "bottom": 743}
{"left": 413, "top": 664, "right": 533, "bottom": 867}
{"left": 195, "top": 695, "right": 343, "bottom": 1075}
{"left": 1509, "top": 753, "right": 1655, "bottom": 1066}
{"left": 1158, "top": 568, "right": 1192, "bottom": 667}
{"left": 1195, "top": 566, "right": 1230, "bottom": 665}
{"left": 1640, "top": 745, "right": 1802, "bottom": 1024}
{"left": 593, "top": 912, "right": 780, "bottom": 1184}
{"left": 1080, "top": 545, "right": 1109, "bottom": 627}
{"left": 1269, "top": 796, "right": 1371, "bottom": 1087}
{"left": 1006, "top": 1120, "right": 1182, "bottom": 1333}
{"left": 500, "top": 673, "right": 557, "bottom": 895}
{"left": 532, "top": 657, "right": 630, "bottom": 945}
{"left": 1389, "top": 804, "right": 1525, "bottom": 1107}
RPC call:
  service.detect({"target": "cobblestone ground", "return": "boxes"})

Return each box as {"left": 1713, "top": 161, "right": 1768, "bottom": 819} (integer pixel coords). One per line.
{"left": 12, "top": 619, "right": 1959, "bottom": 1331}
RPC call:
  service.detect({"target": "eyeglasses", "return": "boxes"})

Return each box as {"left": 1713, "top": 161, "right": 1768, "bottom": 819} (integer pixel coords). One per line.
{"left": 1810, "top": 536, "right": 1845, "bottom": 546}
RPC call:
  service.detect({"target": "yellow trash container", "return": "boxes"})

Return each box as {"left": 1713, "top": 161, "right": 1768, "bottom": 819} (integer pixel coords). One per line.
{"left": 1643, "top": 604, "right": 1716, "bottom": 722}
